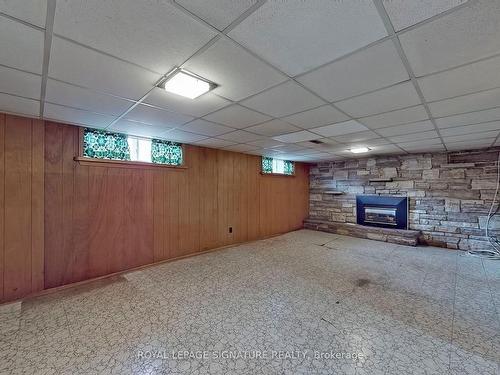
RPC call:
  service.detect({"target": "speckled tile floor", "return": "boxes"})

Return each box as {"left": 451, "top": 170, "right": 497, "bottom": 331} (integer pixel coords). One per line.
{"left": 0, "top": 229, "right": 499, "bottom": 375}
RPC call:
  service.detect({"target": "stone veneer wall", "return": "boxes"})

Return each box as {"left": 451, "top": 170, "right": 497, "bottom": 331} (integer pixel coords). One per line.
{"left": 309, "top": 147, "right": 500, "bottom": 250}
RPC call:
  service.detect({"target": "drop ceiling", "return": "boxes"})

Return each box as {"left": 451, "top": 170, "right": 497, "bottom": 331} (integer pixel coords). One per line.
{"left": 0, "top": 0, "right": 499, "bottom": 162}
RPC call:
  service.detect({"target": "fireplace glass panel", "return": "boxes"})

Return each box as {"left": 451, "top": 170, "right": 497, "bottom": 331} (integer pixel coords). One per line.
{"left": 364, "top": 207, "right": 397, "bottom": 226}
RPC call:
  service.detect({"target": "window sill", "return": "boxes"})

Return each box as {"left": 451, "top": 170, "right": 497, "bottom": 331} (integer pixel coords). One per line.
{"left": 74, "top": 157, "right": 187, "bottom": 170}
{"left": 260, "top": 172, "right": 295, "bottom": 177}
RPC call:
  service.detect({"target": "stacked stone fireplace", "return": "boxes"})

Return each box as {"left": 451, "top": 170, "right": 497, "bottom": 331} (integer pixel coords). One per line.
{"left": 307, "top": 148, "right": 500, "bottom": 250}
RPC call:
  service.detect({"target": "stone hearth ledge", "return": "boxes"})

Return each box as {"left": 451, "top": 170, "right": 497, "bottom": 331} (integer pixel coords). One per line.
{"left": 303, "top": 219, "right": 421, "bottom": 246}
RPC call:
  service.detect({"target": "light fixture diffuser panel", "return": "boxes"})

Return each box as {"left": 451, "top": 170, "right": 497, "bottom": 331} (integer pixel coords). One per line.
{"left": 350, "top": 147, "right": 370, "bottom": 154}
{"left": 163, "top": 70, "right": 213, "bottom": 99}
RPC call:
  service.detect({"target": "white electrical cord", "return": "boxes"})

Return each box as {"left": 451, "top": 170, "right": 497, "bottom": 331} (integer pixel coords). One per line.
{"left": 468, "top": 151, "right": 500, "bottom": 260}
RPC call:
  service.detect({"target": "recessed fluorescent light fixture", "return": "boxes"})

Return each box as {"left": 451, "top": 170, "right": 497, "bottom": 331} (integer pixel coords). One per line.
{"left": 160, "top": 68, "right": 216, "bottom": 99}
{"left": 350, "top": 147, "right": 370, "bottom": 154}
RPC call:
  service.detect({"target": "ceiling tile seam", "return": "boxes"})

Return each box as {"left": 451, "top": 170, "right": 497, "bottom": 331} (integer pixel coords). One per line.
{"left": 436, "top": 105, "right": 500, "bottom": 122}
{"left": 395, "top": 0, "right": 478, "bottom": 36}
{"left": 414, "top": 49, "right": 500, "bottom": 80}
{"left": 107, "top": 0, "right": 269, "bottom": 134}
{"left": 43, "top": 100, "right": 124, "bottom": 118}
{"left": 194, "top": 19, "right": 411, "bottom": 153}
{"left": 490, "top": 131, "right": 500, "bottom": 147}
{"left": 39, "top": 0, "right": 56, "bottom": 118}
{"left": 329, "top": 79, "right": 413, "bottom": 104}
{"left": 436, "top": 118, "right": 500, "bottom": 131}
{"left": 206, "top": 31, "right": 410, "bottom": 152}
{"left": 221, "top": 0, "right": 268, "bottom": 34}
{"left": 0, "top": 63, "right": 42, "bottom": 77}
{"left": 426, "top": 85, "right": 500, "bottom": 106}
{"left": 0, "top": 91, "right": 39, "bottom": 102}
{"left": 52, "top": 33, "right": 164, "bottom": 76}
{"left": 0, "top": 11, "right": 45, "bottom": 31}
{"left": 47, "top": 76, "right": 141, "bottom": 103}
{"left": 373, "top": 0, "right": 447, "bottom": 151}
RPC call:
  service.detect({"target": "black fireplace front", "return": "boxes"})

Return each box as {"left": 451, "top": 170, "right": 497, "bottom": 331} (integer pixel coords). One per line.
{"left": 356, "top": 195, "right": 408, "bottom": 230}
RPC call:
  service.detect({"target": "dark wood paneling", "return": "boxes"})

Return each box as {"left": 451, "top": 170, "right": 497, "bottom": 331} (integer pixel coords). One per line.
{"left": 0, "top": 114, "right": 4, "bottom": 301}
{"left": 0, "top": 115, "right": 309, "bottom": 302}
{"left": 4, "top": 116, "right": 34, "bottom": 300}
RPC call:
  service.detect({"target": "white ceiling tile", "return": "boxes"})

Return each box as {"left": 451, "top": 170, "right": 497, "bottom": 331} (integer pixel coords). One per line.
{"left": 428, "top": 87, "right": 500, "bottom": 118}
{"left": 297, "top": 40, "right": 408, "bottom": 102}
{"left": 163, "top": 129, "right": 208, "bottom": 143}
{"left": 310, "top": 120, "right": 369, "bottom": 137}
{"left": 275, "top": 144, "right": 308, "bottom": 153}
{"left": 240, "top": 81, "right": 324, "bottom": 117}
{"left": 377, "top": 120, "right": 435, "bottom": 137}
{"left": 273, "top": 130, "right": 320, "bottom": 143}
{"left": 175, "top": 0, "right": 257, "bottom": 30}
{"left": 54, "top": 0, "right": 216, "bottom": 74}
{"left": 399, "top": 143, "right": 446, "bottom": 153}
{"left": 109, "top": 119, "right": 170, "bottom": 138}
{"left": 435, "top": 108, "right": 500, "bottom": 128}
{"left": 0, "top": 92, "right": 39, "bottom": 116}
{"left": 446, "top": 139, "right": 493, "bottom": 151}
{"left": 396, "top": 138, "right": 443, "bottom": 148}
{"left": 388, "top": 130, "right": 439, "bottom": 143}
{"left": 0, "top": 65, "right": 41, "bottom": 99}
{"left": 0, "top": 17, "right": 43, "bottom": 73}
{"left": 358, "top": 105, "right": 428, "bottom": 129}
{"left": 0, "top": 0, "right": 47, "bottom": 27}
{"left": 203, "top": 104, "right": 270, "bottom": 128}
{"left": 335, "top": 82, "right": 421, "bottom": 118}
{"left": 125, "top": 104, "right": 193, "bottom": 128}
{"left": 399, "top": 0, "right": 500, "bottom": 76}
{"left": 194, "top": 138, "right": 237, "bottom": 148}
{"left": 369, "top": 144, "right": 405, "bottom": 155}
{"left": 183, "top": 38, "right": 287, "bottom": 101}
{"left": 49, "top": 37, "right": 161, "bottom": 100}
{"left": 247, "top": 139, "right": 285, "bottom": 149}
{"left": 444, "top": 131, "right": 497, "bottom": 143}
{"left": 144, "top": 88, "right": 230, "bottom": 117}
{"left": 223, "top": 143, "right": 259, "bottom": 153}
{"left": 43, "top": 103, "right": 115, "bottom": 128}
{"left": 282, "top": 105, "right": 349, "bottom": 129}
{"left": 439, "top": 121, "right": 500, "bottom": 137}
{"left": 383, "top": 0, "right": 468, "bottom": 31}
{"left": 244, "top": 119, "right": 301, "bottom": 137}
{"left": 333, "top": 131, "right": 380, "bottom": 143}
{"left": 418, "top": 55, "right": 500, "bottom": 102}
{"left": 228, "top": 0, "right": 387, "bottom": 76}
{"left": 180, "top": 119, "right": 234, "bottom": 137}
{"left": 218, "top": 130, "right": 263, "bottom": 143}
{"left": 46, "top": 79, "right": 133, "bottom": 116}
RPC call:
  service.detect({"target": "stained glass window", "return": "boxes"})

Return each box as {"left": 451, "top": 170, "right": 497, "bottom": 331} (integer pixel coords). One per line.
{"left": 151, "top": 139, "right": 183, "bottom": 166}
{"left": 83, "top": 129, "right": 183, "bottom": 166}
{"left": 261, "top": 157, "right": 294, "bottom": 175}
{"left": 83, "top": 129, "right": 130, "bottom": 160}
{"left": 262, "top": 157, "right": 273, "bottom": 174}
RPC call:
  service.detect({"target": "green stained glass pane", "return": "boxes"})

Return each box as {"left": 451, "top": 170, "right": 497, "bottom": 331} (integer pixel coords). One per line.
{"left": 83, "top": 129, "right": 130, "bottom": 161}
{"left": 151, "top": 139, "right": 183, "bottom": 165}
{"left": 284, "top": 160, "right": 295, "bottom": 175}
{"left": 262, "top": 157, "right": 273, "bottom": 173}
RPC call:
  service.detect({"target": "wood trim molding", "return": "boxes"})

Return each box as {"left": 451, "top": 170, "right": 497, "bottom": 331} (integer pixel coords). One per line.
{"left": 74, "top": 156, "right": 188, "bottom": 170}
{"left": 260, "top": 172, "right": 296, "bottom": 177}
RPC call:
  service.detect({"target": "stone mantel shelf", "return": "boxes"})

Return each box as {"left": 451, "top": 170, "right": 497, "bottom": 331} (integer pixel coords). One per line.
{"left": 369, "top": 177, "right": 393, "bottom": 182}
{"left": 324, "top": 191, "right": 344, "bottom": 195}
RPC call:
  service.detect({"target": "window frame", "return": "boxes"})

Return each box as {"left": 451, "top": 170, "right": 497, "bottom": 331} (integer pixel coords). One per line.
{"left": 75, "top": 128, "right": 187, "bottom": 170}
{"left": 260, "top": 156, "right": 296, "bottom": 177}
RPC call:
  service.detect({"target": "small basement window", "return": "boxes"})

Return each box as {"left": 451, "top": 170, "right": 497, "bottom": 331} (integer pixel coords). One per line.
{"left": 83, "top": 128, "right": 183, "bottom": 166}
{"left": 261, "top": 157, "right": 294, "bottom": 175}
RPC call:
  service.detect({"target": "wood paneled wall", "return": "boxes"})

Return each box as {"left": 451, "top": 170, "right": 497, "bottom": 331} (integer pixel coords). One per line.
{"left": 0, "top": 114, "right": 44, "bottom": 301}
{"left": 0, "top": 113, "right": 309, "bottom": 302}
